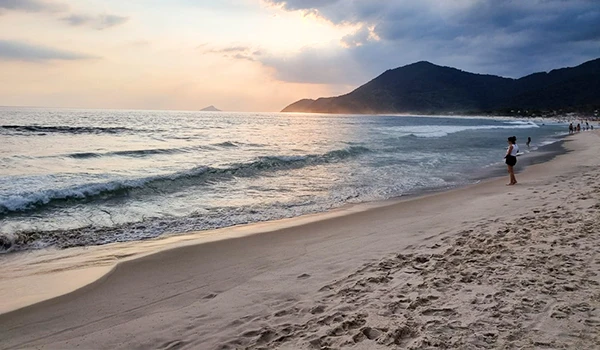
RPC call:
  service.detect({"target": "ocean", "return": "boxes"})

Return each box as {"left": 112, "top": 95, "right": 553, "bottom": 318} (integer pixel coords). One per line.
{"left": 0, "top": 107, "right": 567, "bottom": 253}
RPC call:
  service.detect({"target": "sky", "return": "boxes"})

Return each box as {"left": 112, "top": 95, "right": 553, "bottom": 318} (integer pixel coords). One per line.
{"left": 0, "top": 0, "right": 599, "bottom": 112}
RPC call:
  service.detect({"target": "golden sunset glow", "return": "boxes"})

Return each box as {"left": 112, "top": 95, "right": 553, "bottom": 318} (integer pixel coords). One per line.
{"left": 0, "top": 0, "right": 357, "bottom": 111}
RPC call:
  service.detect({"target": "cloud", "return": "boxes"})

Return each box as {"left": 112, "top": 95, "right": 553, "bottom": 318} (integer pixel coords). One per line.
{"left": 216, "top": 46, "right": 251, "bottom": 53}
{"left": 265, "top": 0, "right": 339, "bottom": 11}
{"left": 0, "top": 39, "right": 97, "bottom": 61}
{"left": 262, "top": 0, "right": 600, "bottom": 84}
{"left": 341, "top": 26, "right": 377, "bottom": 48}
{"left": 0, "top": 0, "right": 128, "bottom": 32}
{"left": 204, "top": 45, "right": 258, "bottom": 62}
{"left": 61, "top": 14, "right": 90, "bottom": 26}
{"left": 0, "top": 0, "right": 128, "bottom": 31}
{"left": 260, "top": 46, "right": 368, "bottom": 85}
{"left": 0, "top": 0, "right": 67, "bottom": 13}
{"left": 61, "top": 13, "right": 129, "bottom": 30}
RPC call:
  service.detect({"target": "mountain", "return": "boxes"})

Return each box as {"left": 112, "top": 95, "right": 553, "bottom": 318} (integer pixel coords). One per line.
{"left": 281, "top": 58, "right": 600, "bottom": 114}
{"left": 200, "top": 105, "right": 222, "bottom": 112}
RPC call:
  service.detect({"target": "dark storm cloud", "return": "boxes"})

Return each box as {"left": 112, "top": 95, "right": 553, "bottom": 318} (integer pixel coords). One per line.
{"left": 61, "top": 14, "right": 129, "bottom": 30}
{"left": 262, "top": 0, "right": 600, "bottom": 85}
{"left": 0, "top": 0, "right": 67, "bottom": 13}
{"left": 0, "top": 39, "right": 97, "bottom": 61}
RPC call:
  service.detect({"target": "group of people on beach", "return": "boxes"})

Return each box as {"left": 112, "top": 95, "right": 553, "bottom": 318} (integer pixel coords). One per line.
{"left": 569, "top": 121, "right": 594, "bottom": 134}
{"left": 507, "top": 119, "right": 596, "bottom": 185}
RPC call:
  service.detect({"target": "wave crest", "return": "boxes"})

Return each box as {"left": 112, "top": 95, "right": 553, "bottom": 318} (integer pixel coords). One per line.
{"left": 0, "top": 146, "right": 371, "bottom": 215}
{"left": 397, "top": 123, "right": 540, "bottom": 138}
{"left": 1, "top": 125, "right": 133, "bottom": 135}
{"left": 66, "top": 147, "right": 194, "bottom": 159}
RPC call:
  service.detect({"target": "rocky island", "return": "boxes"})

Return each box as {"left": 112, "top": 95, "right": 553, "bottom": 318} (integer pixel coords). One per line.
{"left": 200, "top": 105, "right": 222, "bottom": 112}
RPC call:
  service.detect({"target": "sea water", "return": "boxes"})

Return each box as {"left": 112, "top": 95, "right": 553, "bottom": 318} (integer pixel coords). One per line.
{"left": 0, "top": 107, "right": 567, "bottom": 252}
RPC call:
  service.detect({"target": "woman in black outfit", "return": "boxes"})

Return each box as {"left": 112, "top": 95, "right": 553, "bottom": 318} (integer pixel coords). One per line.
{"left": 504, "top": 136, "right": 519, "bottom": 185}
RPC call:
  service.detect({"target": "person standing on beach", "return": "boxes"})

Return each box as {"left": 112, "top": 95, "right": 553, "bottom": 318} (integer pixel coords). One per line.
{"left": 505, "top": 136, "right": 519, "bottom": 186}
{"left": 569, "top": 123, "right": 574, "bottom": 134}
{"left": 526, "top": 137, "right": 531, "bottom": 148}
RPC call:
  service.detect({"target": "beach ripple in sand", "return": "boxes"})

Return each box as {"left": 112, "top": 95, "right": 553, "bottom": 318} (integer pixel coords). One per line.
{"left": 218, "top": 169, "right": 600, "bottom": 349}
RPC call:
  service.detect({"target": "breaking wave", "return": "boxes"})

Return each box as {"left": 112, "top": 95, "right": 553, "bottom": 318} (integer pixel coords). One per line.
{"left": 0, "top": 146, "right": 371, "bottom": 215}
{"left": 400, "top": 123, "right": 540, "bottom": 138}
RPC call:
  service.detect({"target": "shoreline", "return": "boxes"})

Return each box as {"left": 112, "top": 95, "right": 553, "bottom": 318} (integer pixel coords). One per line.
{"left": 0, "top": 135, "right": 568, "bottom": 316}
{"left": 1, "top": 132, "right": 598, "bottom": 349}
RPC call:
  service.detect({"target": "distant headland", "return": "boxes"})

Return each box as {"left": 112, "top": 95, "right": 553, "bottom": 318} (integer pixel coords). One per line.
{"left": 282, "top": 58, "right": 600, "bottom": 116}
{"left": 200, "top": 105, "right": 222, "bottom": 112}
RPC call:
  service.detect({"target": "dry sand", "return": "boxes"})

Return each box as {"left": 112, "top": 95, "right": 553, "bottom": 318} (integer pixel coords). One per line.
{"left": 1, "top": 131, "right": 599, "bottom": 350}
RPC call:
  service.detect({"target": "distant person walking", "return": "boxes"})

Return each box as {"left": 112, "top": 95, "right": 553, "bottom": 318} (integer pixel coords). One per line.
{"left": 569, "top": 123, "right": 574, "bottom": 134}
{"left": 526, "top": 137, "right": 531, "bottom": 148}
{"left": 505, "top": 136, "right": 519, "bottom": 186}
{"left": 577, "top": 123, "right": 581, "bottom": 133}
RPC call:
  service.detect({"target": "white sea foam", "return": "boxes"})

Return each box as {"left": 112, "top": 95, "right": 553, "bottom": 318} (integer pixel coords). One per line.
{"left": 506, "top": 121, "right": 539, "bottom": 126}
{"left": 385, "top": 123, "right": 540, "bottom": 138}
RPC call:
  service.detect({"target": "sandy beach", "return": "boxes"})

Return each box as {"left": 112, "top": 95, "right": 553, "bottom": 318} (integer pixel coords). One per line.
{"left": 1, "top": 131, "right": 599, "bottom": 349}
